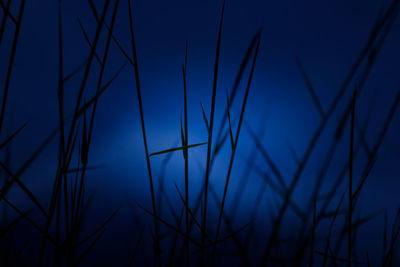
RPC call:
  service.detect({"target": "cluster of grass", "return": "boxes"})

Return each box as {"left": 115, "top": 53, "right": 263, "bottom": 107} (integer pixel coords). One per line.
{"left": 1, "top": 0, "right": 400, "bottom": 266}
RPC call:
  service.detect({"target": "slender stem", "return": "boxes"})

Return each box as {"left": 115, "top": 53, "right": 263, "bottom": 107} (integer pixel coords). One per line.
{"left": 127, "top": 1, "right": 160, "bottom": 265}
{"left": 182, "top": 40, "right": 190, "bottom": 267}
{"left": 0, "top": 0, "right": 12, "bottom": 45}
{"left": 202, "top": 1, "right": 225, "bottom": 264}
{"left": 259, "top": 2, "right": 400, "bottom": 264}
{"left": 212, "top": 32, "right": 261, "bottom": 265}
{"left": 56, "top": 0, "right": 70, "bottom": 238}
{"left": 348, "top": 89, "right": 357, "bottom": 267}
{"left": 38, "top": 1, "right": 111, "bottom": 265}
{"left": 0, "top": 0, "right": 26, "bottom": 134}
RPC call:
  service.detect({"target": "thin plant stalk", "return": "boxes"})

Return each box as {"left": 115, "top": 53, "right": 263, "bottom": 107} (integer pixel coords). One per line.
{"left": 0, "top": 0, "right": 13, "bottom": 45}
{"left": 259, "top": 2, "right": 400, "bottom": 264}
{"left": 182, "top": 40, "right": 190, "bottom": 266}
{"left": 127, "top": 0, "right": 161, "bottom": 265}
{"left": 0, "top": 0, "right": 26, "bottom": 134}
{"left": 38, "top": 1, "right": 111, "bottom": 265}
{"left": 212, "top": 31, "right": 261, "bottom": 264}
{"left": 348, "top": 89, "right": 357, "bottom": 267}
{"left": 202, "top": 1, "right": 226, "bottom": 264}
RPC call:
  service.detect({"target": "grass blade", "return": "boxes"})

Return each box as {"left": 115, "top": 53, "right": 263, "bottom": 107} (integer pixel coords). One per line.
{"left": 0, "top": 121, "right": 28, "bottom": 150}
{"left": 150, "top": 142, "right": 207, "bottom": 157}
{"left": 0, "top": 0, "right": 26, "bottom": 133}
{"left": 202, "top": 1, "right": 226, "bottom": 263}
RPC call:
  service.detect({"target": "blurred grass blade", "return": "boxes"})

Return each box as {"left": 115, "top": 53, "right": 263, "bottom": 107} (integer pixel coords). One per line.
{"left": 0, "top": 121, "right": 28, "bottom": 150}
{"left": 78, "top": 208, "right": 120, "bottom": 246}
{"left": 127, "top": 0, "right": 161, "bottom": 262}
{"left": 348, "top": 89, "right": 357, "bottom": 266}
{"left": 200, "top": 102, "right": 210, "bottom": 133}
{"left": 0, "top": 0, "right": 26, "bottom": 134}
{"left": 247, "top": 125, "right": 287, "bottom": 189}
{"left": 2, "top": 197, "right": 57, "bottom": 246}
{"left": 0, "top": 0, "right": 16, "bottom": 48}
{"left": 135, "top": 201, "right": 201, "bottom": 247}
{"left": 322, "top": 192, "right": 345, "bottom": 267}
{"left": 214, "top": 32, "right": 261, "bottom": 260}
{"left": 0, "top": 0, "right": 16, "bottom": 25}
{"left": 76, "top": 62, "right": 127, "bottom": 117}
{"left": 63, "top": 59, "right": 88, "bottom": 83}
{"left": 0, "top": 212, "right": 25, "bottom": 240}
{"left": 180, "top": 117, "right": 186, "bottom": 158}
{"left": 351, "top": 158, "right": 375, "bottom": 201}
{"left": 74, "top": 229, "right": 106, "bottom": 266}
{"left": 174, "top": 183, "right": 204, "bottom": 234}
{"left": 67, "top": 165, "right": 104, "bottom": 174}
{"left": 77, "top": 19, "right": 103, "bottom": 65}
{"left": 294, "top": 56, "right": 325, "bottom": 118}
{"left": 150, "top": 142, "right": 207, "bottom": 157}
{"left": 226, "top": 90, "right": 234, "bottom": 150}
{"left": 88, "top": 0, "right": 135, "bottom": 67}
{"left": 0, "top": 161, "right": 47, "bottom": 216}
{"left": 128, "top": 226, "right": 144, "bottom": 266}
{"left": 202, "top": 1, "right": 226, "bottom": 261}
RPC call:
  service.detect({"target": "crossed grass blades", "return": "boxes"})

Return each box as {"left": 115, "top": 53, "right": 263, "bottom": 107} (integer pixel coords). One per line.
{"left": 1, "top": 0, "right": 400, "bottom": 266}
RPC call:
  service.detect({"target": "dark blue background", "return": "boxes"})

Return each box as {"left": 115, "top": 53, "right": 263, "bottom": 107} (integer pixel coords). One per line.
{"left": 1, "top": 0, "right": 400, "bottom": 265}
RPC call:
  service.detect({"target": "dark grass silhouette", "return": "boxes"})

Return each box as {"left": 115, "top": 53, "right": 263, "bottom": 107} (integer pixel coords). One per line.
{"left": 1, "top": 0, "right": 400, "bottom": 266}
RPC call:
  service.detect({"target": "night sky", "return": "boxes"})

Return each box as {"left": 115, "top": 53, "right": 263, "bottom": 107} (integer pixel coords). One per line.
{"left": 1, "top": 0, "right": 400, "bottom": 266}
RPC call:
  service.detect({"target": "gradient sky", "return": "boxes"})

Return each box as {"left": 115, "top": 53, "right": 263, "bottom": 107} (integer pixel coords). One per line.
{"left": 1, "top": 0, "right": 400, "bottom": 264}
